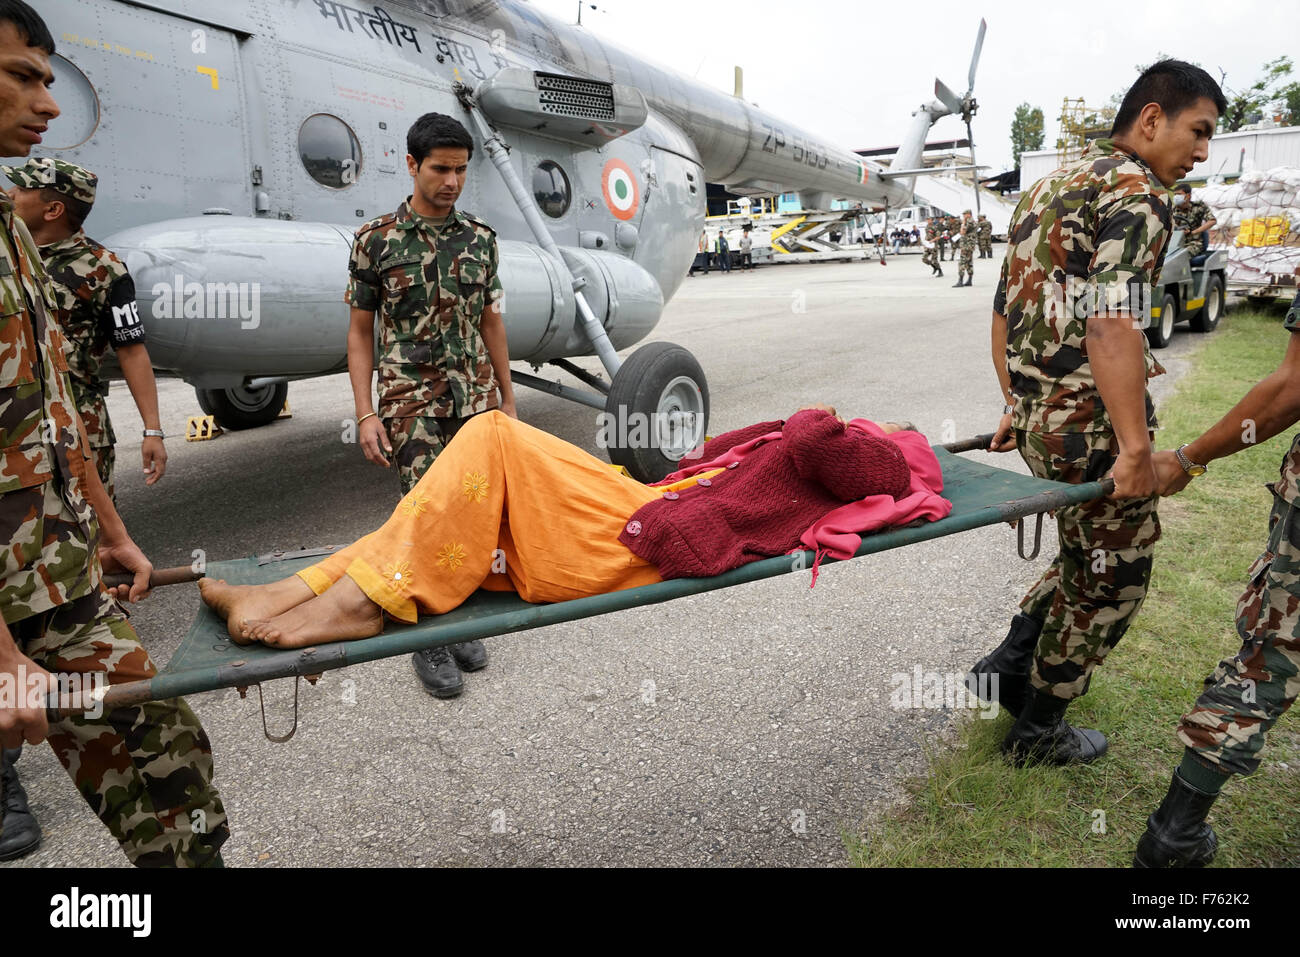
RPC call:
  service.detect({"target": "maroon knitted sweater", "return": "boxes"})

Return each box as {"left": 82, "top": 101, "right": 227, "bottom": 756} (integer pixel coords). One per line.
{"left": 618, "top": 409, "right": 911, "bottom": 579}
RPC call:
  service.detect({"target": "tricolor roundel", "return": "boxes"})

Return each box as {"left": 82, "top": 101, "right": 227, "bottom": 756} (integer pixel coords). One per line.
{"left": 601, "top": 159, "right": 640, "bottom": 221}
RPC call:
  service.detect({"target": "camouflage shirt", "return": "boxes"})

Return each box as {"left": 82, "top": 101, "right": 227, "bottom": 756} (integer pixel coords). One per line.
{"left": 346, "top": 199, "right": 504, "bottom": 421}
{"left": 0, "top": 193, "right": 100, "bottom": 624}
{"left": 1273, "top": 291, "right": 1300, "bottom": 504}
{"left": 39, "top": 230, "right": 146, "bottom": 449}
{"left": 977, "top": 219, "right": 993, "bottom": 242}
{"left": 1172, "top": 198, "right": 1214, "bottom": 256}
{"left": 994, "top": 138, "right": 1171, "bottom": 434}
{"left": 957, "top": 217, "right": 977, "bottom": 250}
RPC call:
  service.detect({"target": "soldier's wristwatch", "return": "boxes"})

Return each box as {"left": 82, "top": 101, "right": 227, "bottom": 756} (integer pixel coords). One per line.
{"left": 1174, "top": 444, "right": 1207, "bottom": 477}
{"left": 143, "top": 429, "right": 165, "bottom": 440}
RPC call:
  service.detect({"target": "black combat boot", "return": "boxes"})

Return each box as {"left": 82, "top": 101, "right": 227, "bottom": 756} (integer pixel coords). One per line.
{"left": 0, "top": 747, "right": 42, "bottom": 861}
{"left": 1000, "top": 687, "right": 1108, "bottom": 766}
{"left": 953, "top": 278, "right": 966, "bottom": 287}
{"left": 936, "top": 264, "right": 943, "bottom": 277}
{"left": 1133, "top": 771, "right": 1219, "bottom": 868}
{"left": 964, "top": 276, "right": 974, "bottom": 287}
{"left": 450, "top": 638, "right": 488, "bottom": 672}
{"left": 966, "top": 613, "right": 1041, "bottom": 717}
{"left": 412, "top": 647, "right": 464, "bottom": 698}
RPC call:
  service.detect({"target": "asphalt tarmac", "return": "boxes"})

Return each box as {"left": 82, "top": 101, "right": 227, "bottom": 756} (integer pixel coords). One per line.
{"left": 7, "top": 248, "right": 1215, "bottom": 867}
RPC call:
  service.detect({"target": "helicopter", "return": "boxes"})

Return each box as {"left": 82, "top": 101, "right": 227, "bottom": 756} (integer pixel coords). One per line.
{"left": 21, "top": 0, "right": 985, "bottom": 480}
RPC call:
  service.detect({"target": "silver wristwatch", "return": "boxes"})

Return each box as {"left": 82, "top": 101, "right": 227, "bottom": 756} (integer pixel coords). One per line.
{"left": 1174, "top": 444, "right": 1207, "bottom": 477}
{"left": 143, "top": 429, "right": 166, "bottom": 439}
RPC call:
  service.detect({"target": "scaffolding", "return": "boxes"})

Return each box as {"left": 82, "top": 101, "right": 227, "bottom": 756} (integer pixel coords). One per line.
{"left": 1056, "top": 97, "right": 1116, "bottom": 165}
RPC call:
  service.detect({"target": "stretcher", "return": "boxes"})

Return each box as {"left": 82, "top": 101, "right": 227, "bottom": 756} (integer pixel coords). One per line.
{"left": 71, "top": 436, "right": 1110, "bottom": 738}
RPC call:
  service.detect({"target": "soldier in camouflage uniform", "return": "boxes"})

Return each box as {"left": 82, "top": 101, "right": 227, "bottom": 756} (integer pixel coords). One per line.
{"left": 922, "top": 219, "right": 942, "bottom": 277}
{"left": 4, "top": 158, "right": 167, "bottom": 501}
{"left": 346, "top": 112, "right": 515, "bottom": 697}
{"left": 1133, "top": 288, "right": 1300, "bottom": 866}
{"left": 953, "top": 209, "right": 975, "bottom": 287}
{"left": 935, "top": 217, "right": 949, "bottom": 263}
{"left": 969, "top": 59, "right": 1225, "bottom": 767}
{"left": 0, "top": 1, "right": 227, "bottom": 866}
{"left": 976, "top": 213, "right": 993, "bottom": 258}
{"left": 1170, "top": 182, "right": 1216, "bottom": 258}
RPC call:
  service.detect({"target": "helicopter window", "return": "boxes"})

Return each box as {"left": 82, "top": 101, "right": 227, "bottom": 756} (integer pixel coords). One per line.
{"left": 46, "top": 55, "right": 99, "bottom": 149}
{"left": 533, "top": 160, "right": 571, "bottom": 218}
{"left": 298, "top": 114, "right": 362, "bottom": 189}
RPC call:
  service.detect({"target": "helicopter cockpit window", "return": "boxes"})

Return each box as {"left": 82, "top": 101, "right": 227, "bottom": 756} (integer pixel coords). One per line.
{"left": 299, "top": 114, "right": 362, "bottom": 189}
{"left": 533, "top": 160, "right": 571, "bottom": 218}
{"left": 47, "top": 55, "right": 99, "bottom": 149}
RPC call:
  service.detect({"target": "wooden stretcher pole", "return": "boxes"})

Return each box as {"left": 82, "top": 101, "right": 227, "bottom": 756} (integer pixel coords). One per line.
{"left": 101, "top": 565, "right": 205, "bottom": 591}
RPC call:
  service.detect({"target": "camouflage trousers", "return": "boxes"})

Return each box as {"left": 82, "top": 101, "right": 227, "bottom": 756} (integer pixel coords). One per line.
{"left": 936, "top": 240, "right": 948, "bottom": 261}
{"left": 1178, "top": 488, "right": 1300, "bottom": 776}
{"left": 978, "top": 239, "right": 992, "bottom": 258}
{"left": 11, "top": 589, "right": 228, "bottom": 866}
{"left": 958, "top": 244, "right": 974, "bottom": 280}
{"left": 921, "top": 246, "right": 936, "bottom": 268}
{"left": 1015, "top": 429, "right": 1161, "bottom": 700}
{"left": 90, "top": 444, "right": 115, "bottom": 501}
{"left": 385, "top": 414, "right": 477, "bottom": 496}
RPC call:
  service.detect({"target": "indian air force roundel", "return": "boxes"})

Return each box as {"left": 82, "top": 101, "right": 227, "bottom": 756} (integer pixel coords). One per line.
{"left": 601, "top": 159, "right": 640, "bottom": 221}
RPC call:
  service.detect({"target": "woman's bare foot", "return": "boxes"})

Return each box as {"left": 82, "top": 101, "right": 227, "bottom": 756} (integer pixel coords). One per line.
{"left": 241, "top": 574, "right": 384, "bottom": 649}
{"left": 199, "top": 576, "right": 317, "bottom": 644}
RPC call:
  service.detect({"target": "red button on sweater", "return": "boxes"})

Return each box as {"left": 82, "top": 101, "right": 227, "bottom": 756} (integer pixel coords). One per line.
{"left": 619, "top": 409, "right": 911, "bottom": 579}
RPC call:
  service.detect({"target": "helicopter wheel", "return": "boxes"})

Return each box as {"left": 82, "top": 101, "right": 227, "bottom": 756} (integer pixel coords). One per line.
{"left": 196, "top": 382, "right": 289, "bottom": 431}
{"left": 604, "top": 343, "right": 709, "bottom": 484}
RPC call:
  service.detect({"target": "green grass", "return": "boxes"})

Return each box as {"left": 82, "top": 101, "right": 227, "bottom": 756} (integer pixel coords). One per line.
{"left": 848, "top": 303, "right": 1300, "bottom": 867}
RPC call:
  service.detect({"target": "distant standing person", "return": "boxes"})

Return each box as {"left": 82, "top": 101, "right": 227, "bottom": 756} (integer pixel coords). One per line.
{"left": 977, "top": 213, "right": 993, "bottom": 258}
{"left": 715, "top": 231, "right": 731, "bottom": 272}
{"left": 953, "top": 209, "right": 975, "bottom": 288}
{"left": 738, "top": 227, "right": 753, "bottom": 270}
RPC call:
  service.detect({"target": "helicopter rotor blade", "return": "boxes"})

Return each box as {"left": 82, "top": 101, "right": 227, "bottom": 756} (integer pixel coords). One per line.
{"left": 935, "top": 78, "right": 962, "bottom": 116}
{"left": 966, "top": 17, "right": 986, "bottom": 98}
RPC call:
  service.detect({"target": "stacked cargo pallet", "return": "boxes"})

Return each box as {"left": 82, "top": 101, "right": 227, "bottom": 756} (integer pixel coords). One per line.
{"left": 1196, "top": 167, "right": 1300, "bottom": 290}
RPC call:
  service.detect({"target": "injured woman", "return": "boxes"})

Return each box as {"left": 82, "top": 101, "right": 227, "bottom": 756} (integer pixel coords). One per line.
{"left": 200, "top": 407, "right": 951, "bottom": 649}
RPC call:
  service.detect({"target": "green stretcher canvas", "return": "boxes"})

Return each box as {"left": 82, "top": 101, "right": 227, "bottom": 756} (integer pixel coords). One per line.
{"left": 118, "top": 448, "right": 1107, "bottom": 706}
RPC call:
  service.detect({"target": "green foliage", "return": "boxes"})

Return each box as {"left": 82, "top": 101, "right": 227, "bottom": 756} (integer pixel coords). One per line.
{"left": 1219, "top": 55, "right": 1294, "bottom": 132}
{"left": 1010, "top": 103, "right": 1045, "bottom": 167}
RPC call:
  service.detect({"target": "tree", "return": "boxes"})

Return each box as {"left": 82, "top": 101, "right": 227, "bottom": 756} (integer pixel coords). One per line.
{"left": 1218, "top": 56, "right": 1294, "bottom": 131}
{"left": 1010, "top": 103, "right": 1044, "bottom": 167}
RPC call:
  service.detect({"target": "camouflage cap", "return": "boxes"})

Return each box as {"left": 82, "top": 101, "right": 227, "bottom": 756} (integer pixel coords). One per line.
{"left": 2, "top": 157, "right": 97, "bottom": 206}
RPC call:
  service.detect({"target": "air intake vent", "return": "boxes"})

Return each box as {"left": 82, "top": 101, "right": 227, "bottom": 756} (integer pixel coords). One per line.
{"left": 535, "top": 72, "right": 616, "bottom": 120}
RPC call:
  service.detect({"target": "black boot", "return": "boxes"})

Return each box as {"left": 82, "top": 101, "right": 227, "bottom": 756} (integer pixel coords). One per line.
{"left": 412, "top": 647, "right": 465, "bottom": 698}
{"left": 966, "top": 613, "right": 1041, "bottom": 717}
{"left": 450, "top": 638, "right": 488, "bottom": 672}
{"left": 1134, "top": 771, "right": 1219, "bottom": 868}
{"left": 965, "top": 276, "right": 974, "bottom": 287}
{"left": 1000, "top": 687, "right": 1108, "bottom": 766}
{"left": 936, "top": 264, "right": 943, "bottom": 277}
{"left": 0, "top": 747, "right": 42, "bottom": 861}
{"left": 952, "top": 277, "right": 965, "bottom": 287}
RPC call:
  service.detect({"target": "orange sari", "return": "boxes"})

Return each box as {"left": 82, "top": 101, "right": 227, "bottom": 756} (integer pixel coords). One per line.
{"left": 297, "top": 411, "right": 720, "bottom": 621}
